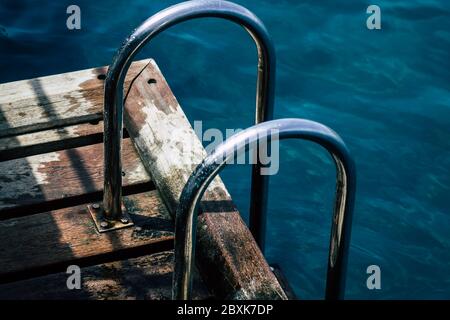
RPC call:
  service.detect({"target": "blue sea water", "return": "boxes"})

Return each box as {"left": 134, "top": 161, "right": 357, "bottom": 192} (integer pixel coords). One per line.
{"left": 0, "top": 0, "right": 449, "bottom": 299}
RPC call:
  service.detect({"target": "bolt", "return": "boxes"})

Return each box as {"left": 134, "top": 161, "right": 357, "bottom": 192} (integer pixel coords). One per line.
{"left": 92, "top": 203, "right": 100, "bottom": 209}
{"left": 100, "top": 221, "right": 109, "bottom": 228}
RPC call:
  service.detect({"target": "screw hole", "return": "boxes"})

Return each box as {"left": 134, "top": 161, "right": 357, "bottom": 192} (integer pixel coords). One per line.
{"left": 97, "top": 74, "right": 106, "bottom": 80}
{"left": 147, "top": 78, "right": 157, "bottom": 84}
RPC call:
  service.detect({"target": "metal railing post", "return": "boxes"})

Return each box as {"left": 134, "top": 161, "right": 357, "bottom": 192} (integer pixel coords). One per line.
{"left": 101, "top": 0, "right": 275, "bottom": 236}
{"left": 172, "top": 118, "right": 356, "bottom": 300}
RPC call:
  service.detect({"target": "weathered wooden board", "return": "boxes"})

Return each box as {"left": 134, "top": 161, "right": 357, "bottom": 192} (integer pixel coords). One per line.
{"left": 0, "top": 59, "right": 150, "bottom": 138}
{"left": 0, "top": 191, "right": 173, "bottom": 283}
{"left": 123, "top": 60, "right": 287, "bottom": 299}
{"left": 0, "top": 58, "right": 288, "bottom": 300}
{"left": 0, "top": 251, "right": 211, "bottom": 300}
{"left": 0, "top": 138, "right": 153, "bottom": 219}
{"left": 0, "top": 120, "right": 104, "bottom": 162}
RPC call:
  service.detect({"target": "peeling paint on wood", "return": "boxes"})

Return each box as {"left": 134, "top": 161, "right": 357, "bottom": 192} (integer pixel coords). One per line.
{"left": 27, "top": 152, "right": 61, "bottom": 185}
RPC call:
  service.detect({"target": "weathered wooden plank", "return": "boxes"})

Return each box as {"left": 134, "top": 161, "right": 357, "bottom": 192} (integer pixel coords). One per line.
{"left": 0, "top": 251, "right": 210, "bottom": 300}
{"left": 0, "top": 138, "right": 153, "bottom": 219}
{"left": 0, "top": 59, "right": 150, "bottom": 138}
{"left": 123, "top": 60, "right": 287, "bottom": 299}
{"left": 0, "top": 121, "right": 104, "bottom": 162}
{"left": 0, "top": 191, "right": 174, "bottom": 283}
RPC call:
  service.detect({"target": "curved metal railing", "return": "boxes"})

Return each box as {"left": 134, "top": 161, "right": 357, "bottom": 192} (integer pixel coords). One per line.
{"left": 172, "top": 118, "right": 356, "bottom": 300}
{"left": 102, "top": 0, "right": 276, "bottom": 233}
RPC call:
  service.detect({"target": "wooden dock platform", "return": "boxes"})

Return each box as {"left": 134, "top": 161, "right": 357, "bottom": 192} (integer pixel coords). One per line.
{"left": 0, "top": 59, "right": 289, "bottom": 300}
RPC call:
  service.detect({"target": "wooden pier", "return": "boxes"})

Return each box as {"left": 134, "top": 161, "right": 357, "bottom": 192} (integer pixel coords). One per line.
{"left": 0, "top": 59, "right": 290, "bottom": 299}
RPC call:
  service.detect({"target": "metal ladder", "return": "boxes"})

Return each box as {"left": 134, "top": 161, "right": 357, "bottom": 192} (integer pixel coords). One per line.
{"left": 173, "top": 118, "right": 356, "bottom": 300}
{"left": 94, "top": 0, "right": 276, "bottom": 239}
{"left": 96, "top": 0, "right": 356, "bottom": 300}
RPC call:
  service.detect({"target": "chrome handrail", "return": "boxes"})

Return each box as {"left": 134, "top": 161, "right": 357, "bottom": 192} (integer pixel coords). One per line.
{"left": 102, "top": 0, "right": 275, "bottom": 226}
{"left": 172, "top": 118, "right": 356, "bottom": 300}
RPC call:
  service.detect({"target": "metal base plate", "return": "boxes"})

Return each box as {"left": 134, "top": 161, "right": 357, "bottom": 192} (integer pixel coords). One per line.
{"left": 87, "top": 202, "right": 134, "bottom": 233}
